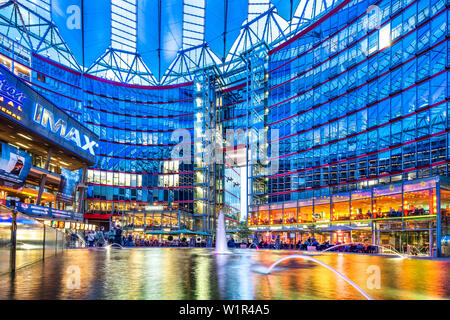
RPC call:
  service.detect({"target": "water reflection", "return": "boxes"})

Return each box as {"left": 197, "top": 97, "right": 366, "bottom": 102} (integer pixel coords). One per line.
{"left": 0, "top": 248, "right": 449, "bottom": 300}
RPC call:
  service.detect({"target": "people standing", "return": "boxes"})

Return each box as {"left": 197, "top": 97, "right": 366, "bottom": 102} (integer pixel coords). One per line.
{"left": 275, "top": 235, "right": 280, "bottom": 250}
{"left": 108, "top": 227, "right": 116, "bottom": 244}
{"left": 114, "top": 225, "right": 123, "bottom": 245}
{"left": 253, "top": 234, "right": 258, "bottom": 247}
{"left": 87, "top": 231, "right": 95, "bottom": 247}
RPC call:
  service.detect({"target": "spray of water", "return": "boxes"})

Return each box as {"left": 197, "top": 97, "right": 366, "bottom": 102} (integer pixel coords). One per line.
{"left": 322, "top": 243, "right": 406, "bottom": 259}
{"left": 104, "top": 243, "right": 123, "bottom": 249}
{"left": 212, "top": 210, "right": 231, "bottom": 254}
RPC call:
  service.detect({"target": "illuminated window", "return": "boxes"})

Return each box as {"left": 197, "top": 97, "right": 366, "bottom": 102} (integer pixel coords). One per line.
{"left": 379, "top": 24, "right": 391, "bottom": 50}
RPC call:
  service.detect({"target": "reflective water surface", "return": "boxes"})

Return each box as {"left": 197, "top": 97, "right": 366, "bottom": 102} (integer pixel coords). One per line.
{"left": 0, "top": 248, "right": 449, "bottom": 300}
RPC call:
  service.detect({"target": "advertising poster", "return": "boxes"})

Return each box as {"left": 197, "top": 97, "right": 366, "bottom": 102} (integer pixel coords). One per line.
{"left": 0, "top": 142, "right": 31, "bottom": 188}
{"left": 57, "top": 168, "right": 82, "bottom": 203}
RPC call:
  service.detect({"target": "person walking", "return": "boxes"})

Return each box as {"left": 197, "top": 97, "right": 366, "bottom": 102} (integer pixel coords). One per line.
{"left": 97, "top": 227, "right": 106, "bottom": 247}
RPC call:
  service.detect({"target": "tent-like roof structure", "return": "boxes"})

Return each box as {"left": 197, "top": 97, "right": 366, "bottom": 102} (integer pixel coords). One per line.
{"left": 0, "top": 0, "right": 342, "bottom": 85}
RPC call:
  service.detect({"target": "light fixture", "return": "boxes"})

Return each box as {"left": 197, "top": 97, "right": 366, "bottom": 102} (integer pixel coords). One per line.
{"left": 17, "top": 133, "right": 33, "bottom": 141}
{"left": 16, "top": 142, "right": 30, "bottom": 149}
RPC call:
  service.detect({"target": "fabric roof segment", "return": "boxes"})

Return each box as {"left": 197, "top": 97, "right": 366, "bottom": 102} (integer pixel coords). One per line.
{"left": 204, "top": 0, "right": 249, "bottom": 62}
{"left": 51, "top": 0, "right": 111, "bottom": 68}
{"left": 138, "top": 0, "right": 183, "bottom": 82}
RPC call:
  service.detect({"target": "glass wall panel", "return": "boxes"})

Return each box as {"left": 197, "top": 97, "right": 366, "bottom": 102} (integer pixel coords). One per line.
{"left": 56, "top": 231, "right": 65, "bottom": 251}
{"left": 351, "top": 198, "right": 372, "bottom": 220}
{"left": 15, "top": 213, "right": 44, "bottom": 270}
{"left": 44, "top": 226, "right": 57, "bottom": 258}
{"left": 259, "top": 210, "right": 269, "bottom": 225}
{"left": 134, "top": 214, "right": 145, "bottom": 228}
{"left": 283, "top": 207, "right": 297, "bottom": 224}
{"left": 145, "top": 214, "right": 154, "bottom": 228}
{"left": 248, "top": 210, "right": 258, "bottom": 226}
{"left": 0, "top": 208, "right": 12, "bottom": 274}
{"left": 270, "top": 209, "right": 283, "bottom": 225}
{"left": 373, "top": 194, "right": 402, "bottom": 218}
{"left": 403, "top": 189, "right": 435, "bottom": 217}
{"left": 332, "top": 193, "right": 350, "bottom": 221}
{"left": 153, "top": 215, "right": 162, "bottom": 228}
{"left": 313, "top": 196, "right": 331, "bottom": 222}
{"left": 298, "top": 206, "right": 313, "bottom": 223}
{"left": 440, "top": 189, "right": 450, "bottom": 256}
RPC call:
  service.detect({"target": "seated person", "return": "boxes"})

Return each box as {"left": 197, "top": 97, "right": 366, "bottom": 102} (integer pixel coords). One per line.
{"left": 389, "top": 207, "right": 396, "bottom": 217}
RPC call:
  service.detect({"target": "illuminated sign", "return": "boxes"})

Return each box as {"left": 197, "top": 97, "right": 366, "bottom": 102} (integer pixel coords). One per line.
{"left": 145, "top": 205, "right": 165, "bottom": 211}
{"left": 33, "top": 103, "right": 98, "bottom": 156}
{"left": 49, "top": 220, "right": 96, "bottom": 231}
{"left": 0, "top": 96, "right": 23, "bottom": 121}
{"left": 0, "top": 72, "right": 25, "bottom": 122}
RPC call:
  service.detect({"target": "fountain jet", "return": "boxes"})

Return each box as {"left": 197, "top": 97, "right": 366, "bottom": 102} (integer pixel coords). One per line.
{"left": 212, "top": 210, "right": 231, "bottom": 254}
{"left": 263, "top": 254, "right": 374, "bottom": 300}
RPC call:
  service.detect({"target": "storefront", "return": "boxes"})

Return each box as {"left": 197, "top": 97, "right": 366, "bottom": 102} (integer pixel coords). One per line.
{"left": 111, "top": 206, "right": 193, "bottom": 239}
{"left": 0, "top": 64, "right": 98, "bottom": 224}
{"left": 249, "top": 176, "right": 450, "bottom": 257}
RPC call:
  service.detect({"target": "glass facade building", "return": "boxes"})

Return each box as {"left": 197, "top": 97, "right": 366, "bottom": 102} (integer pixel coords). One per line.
{"left": 30, "top": 56, "right": 197, "bottom": 228}
{"left": 244, "top": 0, "right": 450, "bottom": 256}
{"left": 0, "top": 0, "right": 449, "bottom": 255}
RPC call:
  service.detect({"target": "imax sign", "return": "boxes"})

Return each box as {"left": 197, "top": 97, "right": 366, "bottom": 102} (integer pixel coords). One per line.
{"left": 33, "top": 103, "right": 98, "bottom": 156}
